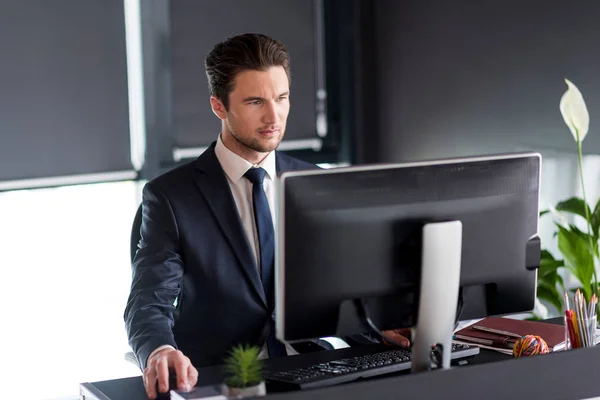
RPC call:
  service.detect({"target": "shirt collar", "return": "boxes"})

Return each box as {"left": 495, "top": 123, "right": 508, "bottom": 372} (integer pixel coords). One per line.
{"left": 215, "top": 134, "right": 277, "bottom": 183}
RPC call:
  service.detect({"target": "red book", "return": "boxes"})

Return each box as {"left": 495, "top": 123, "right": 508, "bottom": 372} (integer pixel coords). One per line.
{"left": 454, "top": 317, "right": 566, "bottom": 352}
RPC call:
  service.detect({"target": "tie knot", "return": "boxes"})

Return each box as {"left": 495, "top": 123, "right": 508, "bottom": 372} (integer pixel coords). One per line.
{"left": 244, "top": 167, "right": 267, "bottom": 185}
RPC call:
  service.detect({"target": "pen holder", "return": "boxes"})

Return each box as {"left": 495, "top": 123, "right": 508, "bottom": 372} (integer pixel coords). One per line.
{"left": 565, "top": 315, "right": 597, "bottom": 349}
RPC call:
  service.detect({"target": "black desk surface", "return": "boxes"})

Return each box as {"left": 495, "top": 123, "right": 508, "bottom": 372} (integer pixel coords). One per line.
{"left": 81, "top": 318, "right": 600, "bottom": 400}
{"left": 81, "top": 344, "right": 509, "bottom": 400}
{"left": 82, "top": 344, "right": 600, "bottom": 400}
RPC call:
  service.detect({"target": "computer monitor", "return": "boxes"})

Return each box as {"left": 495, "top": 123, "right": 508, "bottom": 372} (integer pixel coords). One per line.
{"left": 275, "top": 152, "right": 541, "bottom": 369}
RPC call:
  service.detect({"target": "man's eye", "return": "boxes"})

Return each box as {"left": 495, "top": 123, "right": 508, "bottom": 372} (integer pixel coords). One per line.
{"left": 248, "top": 100, "right": 262, "bottom": 105}
{"left": 276, "top": 97, "right": 288, "bottom": 102}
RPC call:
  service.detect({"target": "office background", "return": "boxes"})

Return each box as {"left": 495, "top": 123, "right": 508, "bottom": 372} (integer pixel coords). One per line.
{"left": 1, "top": 0, "right": 600, "bottom": 399}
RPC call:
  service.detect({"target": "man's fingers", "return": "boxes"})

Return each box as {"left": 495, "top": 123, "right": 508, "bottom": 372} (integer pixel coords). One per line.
{"left": 394, "top": 328, "right": 412, "bottom": 342}
{"left": 187, "top": 365, "right": 199, "bottom": 389}
{"left": 382, "top": 330, "right": 410, "bottom": 348}
{"left": 395, "top": 328, "right": 411, "bottom": 336}
{"left": 156, "top": 356, "right": 170, "bottom": 394}
{"left": 173, "top": 353, "right": 190, "bottom": 391}
{"left": 144, "top": 348, "right": 195, "bottom": 396}
{"left": 144, "top": 367, "right": 158, "bottom": 399}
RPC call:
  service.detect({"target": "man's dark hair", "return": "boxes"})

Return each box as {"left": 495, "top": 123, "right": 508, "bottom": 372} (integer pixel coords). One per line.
{"left": 205, "top": 33, "right": 291, "bottom": 110}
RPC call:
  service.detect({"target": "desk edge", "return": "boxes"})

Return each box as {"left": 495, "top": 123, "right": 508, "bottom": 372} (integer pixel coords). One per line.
{"left": 80, "top": 382, "right": 112, "bottom": 400}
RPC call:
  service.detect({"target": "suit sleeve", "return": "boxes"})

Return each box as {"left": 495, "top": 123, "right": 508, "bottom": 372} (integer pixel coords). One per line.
{"left": 124, "top": 182, "right": 183, "bottom": 369}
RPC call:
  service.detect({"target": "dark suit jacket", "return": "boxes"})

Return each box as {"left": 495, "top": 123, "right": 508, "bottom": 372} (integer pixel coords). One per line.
{"left": 124, "top": 143, "right": 318, "bottom": 369}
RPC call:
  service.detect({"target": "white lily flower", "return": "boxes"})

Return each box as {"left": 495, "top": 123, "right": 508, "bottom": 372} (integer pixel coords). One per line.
{"left": 559, "top": 79, "right": 590, "bottom": 142}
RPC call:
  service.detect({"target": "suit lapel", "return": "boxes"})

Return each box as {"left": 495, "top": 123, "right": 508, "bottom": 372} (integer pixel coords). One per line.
{"left": 194, "top": 144, "right": 267, "bottom": 308}
{"left": 275, "top": 151, "right": 293, "bottom": 176}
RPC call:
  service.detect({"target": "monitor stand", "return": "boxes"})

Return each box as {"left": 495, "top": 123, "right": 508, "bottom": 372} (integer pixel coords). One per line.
{"left": 411, "top": 220, "right": 463, "bottom": 372}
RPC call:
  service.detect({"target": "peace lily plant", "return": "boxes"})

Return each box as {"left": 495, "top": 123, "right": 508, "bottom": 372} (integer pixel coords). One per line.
{"left": 536, "top": 79, "right": 600, "bottom": 319}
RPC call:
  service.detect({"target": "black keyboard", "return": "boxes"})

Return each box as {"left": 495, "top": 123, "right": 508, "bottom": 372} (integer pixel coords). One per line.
{"left": 267, "top": 343, "right": 479, "bottom": 389}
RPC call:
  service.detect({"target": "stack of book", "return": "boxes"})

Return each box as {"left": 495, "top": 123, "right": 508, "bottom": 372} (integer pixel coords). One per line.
{"left": 453, "top": 317, "right": 566, "bottom": 355}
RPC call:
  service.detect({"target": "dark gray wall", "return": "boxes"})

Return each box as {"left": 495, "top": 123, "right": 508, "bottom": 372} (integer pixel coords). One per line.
{"left": 372, "top": 0, "right": 600, "bottom": 163}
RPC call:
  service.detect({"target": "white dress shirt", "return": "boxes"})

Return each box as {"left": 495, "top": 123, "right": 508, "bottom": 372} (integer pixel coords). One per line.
{"left": 148, "top": 135, "right": 296, "bottom": 363}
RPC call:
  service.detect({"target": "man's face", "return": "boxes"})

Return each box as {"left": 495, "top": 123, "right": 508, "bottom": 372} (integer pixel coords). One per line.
{"left": 214, "top": 66, "right": 290, "bottom": 156}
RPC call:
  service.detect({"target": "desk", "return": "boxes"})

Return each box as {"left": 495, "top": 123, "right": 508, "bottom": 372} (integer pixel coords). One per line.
{"left": 81, "top": 342, "right": 600, "bottom": 400}
{"left": 80, "top": 318, "right": 600, "bottom": 400}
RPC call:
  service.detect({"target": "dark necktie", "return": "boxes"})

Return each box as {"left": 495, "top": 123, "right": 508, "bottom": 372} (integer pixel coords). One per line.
{"left": 244, "top": 167, "right": 286, "bottom": 358}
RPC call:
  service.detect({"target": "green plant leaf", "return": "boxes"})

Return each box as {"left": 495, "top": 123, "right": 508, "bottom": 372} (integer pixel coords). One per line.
{"left": 537, "top": 282, "right": 564, "bottom": 313}
{"left": 540, "top": 210, "right": 550, "bottom": 217}
{"left": 556, "top": 197, "right": 591, "bottom": 221}
{"left": 527, "top": 314, "right": 544, "bottom": 321}
{"left": 568, "top": 224, "right": 599, "bottom": 257}
{"left": 537, "top": 257, "right": 566, "bottom": 310}
{"left": 539, "top": 250, "right": 564, "bottom": 279}
{"left": 224, "top": 344, "right": 264, "bottom": 388}
{"left": 537, "top": 270, "right": 561, "bottom": 292}
{"left": 556, "top": 273, "right": 565, "bottom": 290}
{"left": 592, "top": 198, "right": 600, "bottom": 238}
{"left": 557, "top": 225, "right": 594, "bottom": 299}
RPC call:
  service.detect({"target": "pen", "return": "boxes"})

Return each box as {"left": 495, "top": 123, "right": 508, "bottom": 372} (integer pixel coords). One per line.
{"left": 471, "top": 325, "right": 522, "bottom": 338}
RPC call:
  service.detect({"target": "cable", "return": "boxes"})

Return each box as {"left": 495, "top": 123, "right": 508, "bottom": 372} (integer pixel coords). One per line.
{"left": 354, "top": 290, "right": 465, "bottom": 349}
{"left": 353, "top": 299, "right": 411, "bottom": 349}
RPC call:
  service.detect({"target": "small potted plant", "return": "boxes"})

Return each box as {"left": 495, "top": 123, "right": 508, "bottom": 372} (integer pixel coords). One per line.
{"left": 222, "top": 344, "right": 266, "bottom": 398}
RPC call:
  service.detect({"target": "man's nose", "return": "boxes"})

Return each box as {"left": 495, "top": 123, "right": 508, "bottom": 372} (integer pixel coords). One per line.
{"left": 262, "top": 102, "right": 278, "bottom": 124}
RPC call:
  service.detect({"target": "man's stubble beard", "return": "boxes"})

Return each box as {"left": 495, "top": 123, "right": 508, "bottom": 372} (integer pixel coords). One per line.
{"left": 227, "top": 119, "right": 284, "bottom": 153}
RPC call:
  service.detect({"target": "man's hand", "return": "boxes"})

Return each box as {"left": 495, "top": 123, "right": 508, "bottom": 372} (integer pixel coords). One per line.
{"left": 381, "top": 328, "right": 412, "bottom": 348}
{"left": 143, "top": 348, "right": 198, "bottom": 399}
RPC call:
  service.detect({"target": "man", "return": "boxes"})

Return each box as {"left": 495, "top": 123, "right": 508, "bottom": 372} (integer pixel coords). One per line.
{"left": 124, "top": 33, "right": 409, "bottom": 399}
{"left": 125, "top": 33, "right": 317, "bottom": 398}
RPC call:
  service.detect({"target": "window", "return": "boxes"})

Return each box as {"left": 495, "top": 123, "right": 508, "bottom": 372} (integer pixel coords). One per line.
{"left": 0, "top": 1, "right": 134, "bottom": 190}
{"left": 0, "top": 181, "right": 143, "bottom": 399}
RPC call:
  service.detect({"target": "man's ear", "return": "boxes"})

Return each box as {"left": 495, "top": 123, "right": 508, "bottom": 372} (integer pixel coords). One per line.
{"left": 210, "top": 96, "right": 227, "bottom": 120}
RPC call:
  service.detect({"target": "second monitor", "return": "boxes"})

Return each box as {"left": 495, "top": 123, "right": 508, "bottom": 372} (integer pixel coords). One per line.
{"left": 275, "top": 152, "right": 541, "bottom": 351}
